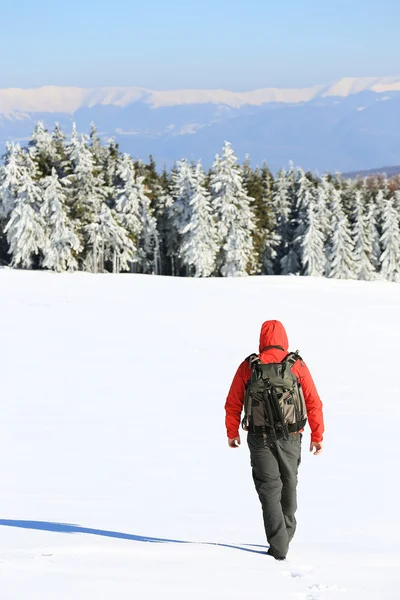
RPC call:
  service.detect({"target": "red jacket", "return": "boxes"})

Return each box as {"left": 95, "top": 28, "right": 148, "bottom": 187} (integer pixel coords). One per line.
{"left": 225, "top": 320, "right": 324, "bottom": 443}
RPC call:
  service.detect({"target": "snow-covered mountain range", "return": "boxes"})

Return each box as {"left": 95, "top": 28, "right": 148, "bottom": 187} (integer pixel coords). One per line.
{"left": 1, "top": 76, "right": 400, "bottom": 172}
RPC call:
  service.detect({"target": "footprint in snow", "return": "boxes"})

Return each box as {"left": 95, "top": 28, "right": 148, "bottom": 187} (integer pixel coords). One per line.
{"left": 307, "top": 584, "right": 345, "bottom": 592}
{"left": 281, "top": 564, "right": 314, "bottom": 578}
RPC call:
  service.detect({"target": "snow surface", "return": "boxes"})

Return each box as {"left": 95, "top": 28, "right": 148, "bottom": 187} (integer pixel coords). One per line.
{"left": 1, "top": 76, "right": 400, "bottom": 113}
{"left": 0, "top": 269, "right": 399, "bottom": 599}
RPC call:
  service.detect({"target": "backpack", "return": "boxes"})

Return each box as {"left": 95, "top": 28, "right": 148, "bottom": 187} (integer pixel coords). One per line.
{"left": 241, "top": 349, "right": 307, "bottom": 440}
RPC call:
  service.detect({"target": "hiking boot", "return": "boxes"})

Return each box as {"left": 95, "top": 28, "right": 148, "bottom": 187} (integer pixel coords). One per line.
{"left": 267, "top": 549, "right": 286, "bottom": 561}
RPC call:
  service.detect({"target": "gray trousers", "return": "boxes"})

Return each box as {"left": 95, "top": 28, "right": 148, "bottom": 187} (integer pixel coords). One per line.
{"left": 247, "top": 432, "right": 302, "bottom": 558}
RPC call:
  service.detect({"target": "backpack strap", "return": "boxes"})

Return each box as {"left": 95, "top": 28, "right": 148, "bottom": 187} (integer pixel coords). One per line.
{"left": 247, "top": 353, "right": 259, "bottom": 369}
{"left": 282, "top": 350, "right": 302, "bottom": 369}
{"left": 242, "top": 354, "right": 259, "bottom": 430}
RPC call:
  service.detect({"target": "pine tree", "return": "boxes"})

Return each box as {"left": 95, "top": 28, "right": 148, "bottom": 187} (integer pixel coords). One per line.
{"left": 152, "top": 169, "right": 174, "bottom": 276}
{"left": 51, "top": 123, "right": 69, "bottom": 178}
{"left": 28, "top": 121, "right": 57, "bottom": 177}
{"left": 0, "top": 142, "right": 26, "bottom": 219}
{"left": 4, "top": 162, "right": 46, "bottom": 268}
{"left": 296, "top": 168, "right": 318, "bottom": 275}
{"left": 243, "top": 160, "right": 278, "bottom": 274}
{"left": 380, "top": 195, "right": 400, "bottom": 282}
{"left": 85, "top": 203, "right": 135, "bottom": 273}
{"left": 103, "top": 139, "right": 120, "bottom": 193}
{"left": 352, "top": 189, "right": 376, "bottom": 280}
{"left": 89, "top": 123, "right": 107, "bottom": 168}
{"left": 67, "top": 131, "right": 107, "bottom": 267}
{"left": 137, "top": 175, "right": 159, "bottom": 274}
{"left": 273, "top": 168, "right": 291, "bottom": 272}
{"left": 115, "top": 153, "right": 142, "bottom": 247}
{"left": 41, "top": 169, "right": 81, "bottom": 272}
{"left": 179, "top": 162, "right": 218, "bottom": 277}
{"left": 367, "top": 200, "right": 381, "bottom": 273}
{"left": 259, "top": 164, "right": 280, "bottom": 275}
{"left": 210, "top": 142, "right": 255, "bottom": 277}
{"left": 169, "top": 159, "right": 194, "bottom": 275}
{"left": 278, "top": 163, "right": 301, "bottom": 275}
{"left": 302, "top": 199, "right": 325, "bottom": 277}
{"left": 328, "top": 188, "right": 355, "bottom": 279}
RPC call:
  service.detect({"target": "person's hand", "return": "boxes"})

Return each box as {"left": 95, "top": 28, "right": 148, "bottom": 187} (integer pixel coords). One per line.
{"left": 228, "top": 436, "right": 241, "bottom": 448}
{"left": 310, "top": 441, "right": 323, "bottom": 455}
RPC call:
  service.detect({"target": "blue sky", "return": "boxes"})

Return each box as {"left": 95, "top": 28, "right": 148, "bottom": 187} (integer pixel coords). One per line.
{"left": 1, "top": 0, "right": 400, "bottom": 90}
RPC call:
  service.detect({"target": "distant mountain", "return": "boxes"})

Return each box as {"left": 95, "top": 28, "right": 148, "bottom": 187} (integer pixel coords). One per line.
{"left": 1, "top": 76, "right": 400, "bottom": 173}
{"left": 343, "top": 165, "right": 400, "bottom": 179}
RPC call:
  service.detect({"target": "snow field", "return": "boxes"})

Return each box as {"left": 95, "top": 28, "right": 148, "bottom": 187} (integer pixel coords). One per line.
{"left": 0, "top": 270, "right": 399, "bottom": 599}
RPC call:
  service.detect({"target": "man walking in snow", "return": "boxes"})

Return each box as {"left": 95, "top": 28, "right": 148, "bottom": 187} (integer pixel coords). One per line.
{"left": 225, "top": 320, "right": 324, "bottom": 561}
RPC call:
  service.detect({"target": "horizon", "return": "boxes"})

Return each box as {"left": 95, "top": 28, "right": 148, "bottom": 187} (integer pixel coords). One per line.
{"left": 1, "top": 73, "right": 400, "bottom": 92}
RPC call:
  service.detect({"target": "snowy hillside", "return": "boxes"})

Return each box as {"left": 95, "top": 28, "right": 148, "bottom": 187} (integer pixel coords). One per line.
{"left": 0, "top": 270, "right": 399, "bottom": 599}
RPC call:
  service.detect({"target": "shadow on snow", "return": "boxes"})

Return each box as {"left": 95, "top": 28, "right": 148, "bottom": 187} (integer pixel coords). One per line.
{"left": 0, "top": 519, "right": 268, "bottom": 555}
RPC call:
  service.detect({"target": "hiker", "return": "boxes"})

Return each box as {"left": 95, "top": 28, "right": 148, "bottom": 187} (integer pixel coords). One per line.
{"left": 225, "top": 320, "right": 324, "bottom": 561}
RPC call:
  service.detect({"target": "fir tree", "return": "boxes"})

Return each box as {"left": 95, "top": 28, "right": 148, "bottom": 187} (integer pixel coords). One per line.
{"left": 380, "top": 195, "right": 400, "bottom": 282}
{"left": 4, "top": 162, "right": 46, "bottom": 268}
{"left": 89, "top": 123, "right": 107, "bottom": 168}
{"left": 0, "top": 142, "right": 26, "bottom": 219}
{"left": 278, "top": 163, "right": 300, "bottom": 275}
{"left": 67, "top": 132, "right": 107, "bottom": 261}
{"left": 85, "top": 203, "right": 135, "bottom": 274}
{"left": 41, "top": 169, "right": 81, "bottom": 272}
{"left": 137, "top": 176, "right": 159, "bottom": 274}
{"left": 179, "top": 162, "right": 218, "bottom": 277}
{"left": 352, "top": 189, "right": 376, "bottom": 280}
{"left": 152, "top": 169, "right": 174, "bottom": 276}
{"left": 51, "top": 123, "right": 69, "bottom": 178}
{"left": 328, "top": 188, "right": 355, "bottom": 279}
{"left": 28, "top": 121, "right": 57, "bottom": 178}
{"left": 302, "top": 199, "right": 325, "bottom": 277}
{"left": 169, "top": 159, "right": 194, "bottom": 275}
{"left": 273, "top": 167, "right": 291, "bottom": 272}
{"left": 210, "top": 142, "right": 255, "bottom": 277}
{"left": 115, "top": 153, "right": 142, "bottom": 263}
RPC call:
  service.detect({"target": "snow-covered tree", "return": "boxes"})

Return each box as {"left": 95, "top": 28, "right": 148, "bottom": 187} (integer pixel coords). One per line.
{"left": 51, "top": 123, "right": 69, "bottom": 178}
{"left": 68, "top": 133, "right": 106, "bottom": 222}
{"left": 273, "top": 168, "right": 291, "bottom": 273}
{"left": 277, "top": 163, "right": 301, "bottom": 275}
{"left": 328, "top": 187, "right": 355, "bottom": 279}
{"left": 115, "top": 153, "right": 142, "bottom": 249}
{"left": 367, "top": 200, "right": 381, "bottom": 273}
{"left": 352, "top": 189, "right": 376, "bottom": 280}
{"left": 152, "top": 174, "right": 174, "bottom": 276}
{"left": 317, "top": 175, "right": 334, "bottom": 240}
{"left": 89, "top": 123, "right": 107, "bottom": 168}
{"left": 4, "top": 164, "right": 46, "bottom": 268}
{"left": 85, "top": 203, "right": 135, "bottom": 273}
{"left": 169, "top": 159, "right": 195, "bottom": 275}
{"left": 295, "top": 169, "right": 317, "bottom": 268}
{"left": 137, "top": 176, "right": 159, "bottom": 274}
{"left": 28, "top": 121, "right": 57, "bottom": 177}
{"left": 179, "top": 162, "right": 218, "bottom": 277}
{"left": 258, "top": 165, "right": 280, "bottom": 275}
{"left": 210, "top": 142, "right": 255, "bottom": 277}
{"left": 297, "top": 168, "right": 315, "bottom": 213}
{"left": 301, "top": 199, "right": 325, "bottom": 277}
{"left": 0, "top": 142, "right": 26, "bottom": 219}
{"left": 380, "top": 195, "right": 400, "bottom": 282}
{"left": 170, "top": 160, "right": 193, "bottom": 235}
{"left": 41, "top": 169, "right": 81, "bottom": 272}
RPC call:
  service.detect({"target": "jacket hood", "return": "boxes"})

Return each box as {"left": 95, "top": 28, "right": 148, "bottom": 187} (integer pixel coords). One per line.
{"left": 259, "top": 320, "right": 289, "bottom": 353}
